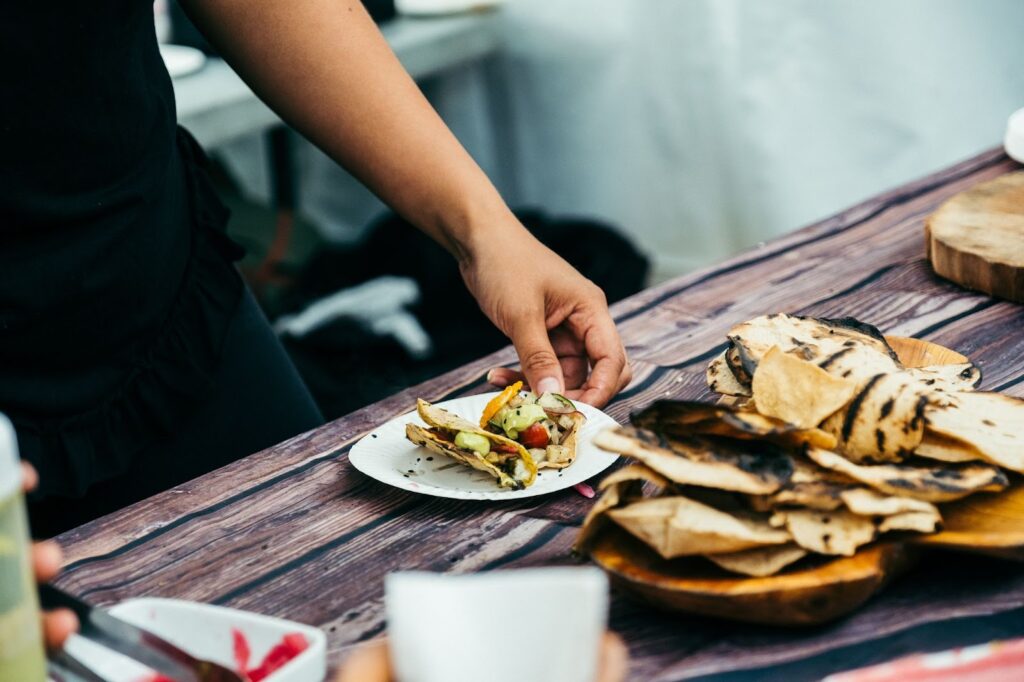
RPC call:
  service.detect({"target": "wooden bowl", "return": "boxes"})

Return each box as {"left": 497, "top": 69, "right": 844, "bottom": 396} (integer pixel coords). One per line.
{"left": 589, "top": 335, "right": 1024, "bottom": 625}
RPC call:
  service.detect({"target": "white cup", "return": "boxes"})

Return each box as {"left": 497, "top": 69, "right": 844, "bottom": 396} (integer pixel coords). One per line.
{"left": 386, "top": 567, "right": 609, "bottom": 682}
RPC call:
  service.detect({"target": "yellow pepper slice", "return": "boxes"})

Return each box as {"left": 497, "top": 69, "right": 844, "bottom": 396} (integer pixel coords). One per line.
{"left": 480, "top": 381, "right": 522, "bottom": 429}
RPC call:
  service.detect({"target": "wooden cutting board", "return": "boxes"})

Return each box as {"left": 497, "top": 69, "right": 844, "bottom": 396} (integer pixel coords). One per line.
{"left": 926, "top": 171, "right": 1024, "bottom": 303}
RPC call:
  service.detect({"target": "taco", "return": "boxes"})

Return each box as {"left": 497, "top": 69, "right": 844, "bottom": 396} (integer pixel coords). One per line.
{"left": 406, "top": 399, "right": 537, "bottom": 489}
{"left": 478, "top": 382, "right": 587, "bottom": 470}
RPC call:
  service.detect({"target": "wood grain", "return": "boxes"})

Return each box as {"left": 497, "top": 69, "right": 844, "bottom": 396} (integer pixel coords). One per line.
{"left": 54, "top": 149, "right": 1024, "bottom": 682}
{"left": 927, "top": 171, "right": 1024, "bottom": 302}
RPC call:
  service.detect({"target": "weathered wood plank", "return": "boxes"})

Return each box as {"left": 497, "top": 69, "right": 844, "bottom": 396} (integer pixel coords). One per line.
{"left": 54, "top": 149, "right": 1024, "bottom": 681}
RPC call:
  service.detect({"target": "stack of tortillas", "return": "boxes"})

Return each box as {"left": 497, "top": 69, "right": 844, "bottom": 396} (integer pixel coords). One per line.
{"left": 926, "top": 171, "right": 1024, "bottom": 303}
{"left": 576, "top": 314, "right": 1022, "bottom": 578}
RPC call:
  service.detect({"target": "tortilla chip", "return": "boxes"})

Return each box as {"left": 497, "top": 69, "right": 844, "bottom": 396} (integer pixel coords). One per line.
{"left": 839, "top": 488, "right": 939, "bottom": 517}
{"left": 594, "top": 426, "right": 794, "bottom": 495}
{"left": 806, "top": 447, "right": 1008, "bottom": 503}
{"left": 907, "top": 363, "right": 982, "bottom": 392}
{"left": 752, "top": 346, "right": 858, "bottom": 429}
{"left": 704, "top": 545, "right": 809, "bottom": 577}
{"left": 608, "top": 496, "right": 790, "bottom": 559}
{"left": 821, "top": 373, "right": 931, "bottom": 463}
{"left": 915, "top": 431, "right": 983, "bottom": 463}
{"left": 707, "top": 350, "right": 752, "bottom": 397}
{"left": 631, "top": 401, "right": 837, "bottom": 450}
{"left": 878, "top": 509, "right": 942, "bottom": 534}
{"left": 727, "top": 314, "right": 902, "bottom": 387}
{"left": 925, "top": 392, "right": 1024, "bottom": 473}
{"left": 773, "top": 508, "right": 877, "bottom": 556}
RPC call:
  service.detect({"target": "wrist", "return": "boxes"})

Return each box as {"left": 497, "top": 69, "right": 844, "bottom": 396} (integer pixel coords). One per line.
{"left": 444, "top": 199, "right": 526, "bottom": 269}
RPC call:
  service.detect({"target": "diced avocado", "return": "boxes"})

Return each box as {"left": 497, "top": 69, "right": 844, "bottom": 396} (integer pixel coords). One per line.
{"left": 455, "top": 431, "right": 491, "bottom": 455}
{"left": 501, "top": 403, "right": 548, "bottom": 439}
{"left": 538, "top": 392, "right": 576, "bottom": 411}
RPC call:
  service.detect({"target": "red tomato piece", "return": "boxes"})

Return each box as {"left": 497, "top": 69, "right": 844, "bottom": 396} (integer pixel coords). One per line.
{"left": 519, "top": 423, "right": 549, "bottom": 448}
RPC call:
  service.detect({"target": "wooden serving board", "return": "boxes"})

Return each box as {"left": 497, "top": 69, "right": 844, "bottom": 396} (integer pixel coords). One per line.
{"left": 926, "top": 171, "right": 1024, "bottom": 303}
{"left": 589, "top": 336, "right": 1024, "bottom": 626}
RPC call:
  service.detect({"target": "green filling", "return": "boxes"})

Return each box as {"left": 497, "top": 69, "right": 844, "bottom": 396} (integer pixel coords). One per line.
{"left": 500, "top": 403, "right": 547, "bottom": 439}
{"left": 454, "top": 431, "right": 491, "bottom": 455}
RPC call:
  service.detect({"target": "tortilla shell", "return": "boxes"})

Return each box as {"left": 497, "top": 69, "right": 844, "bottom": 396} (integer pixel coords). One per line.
{"left": 406, "top": 423, "right": 526, "bottom": 490}
{"left": 878, "top": 509, "right": 942, "bottom": 534}
{"left": 631, "top": 400, "right": 837, "bottom": 450}
{"left": 704, "top": 545, "right": 809, "bottom": 577}
{"left": 608, "top": 496, "right": 790, "bottom": 559}
{"left": 594, "top": 426, "right": 794, "bottom": 495}
{"left": 752, "top": 346, "right": 858, "bottom": 429}
{"left": 707, "top": 350, "right": 752, "bottom": 397}
{"left": 727, "top": 314, "right": 901, "bottom": 387}
{"left": 915, "top": 430, "right": 984, "bottom": 463}
{"left": 773, "top": 509, "right": 877, "bottom": 556}
{"left": 821, "top": 372, "right": 931, "bottom": 463}
{"left": 924, "top": 392, "right": 1024, "bottom": 473}
{"left": 839, "top": 488, "right": 939, "bottom": 517}
{"left": 538, "top": 411, "right": 586, "bottom": 470}
{"left": 806, "top": 447, "right": 1008, "bottom": 503}
{"left": 767, "top": 480, "right": 850, "bottom": 511}
{"left": 906, "top": 363, "right": 982, "bottom": 392}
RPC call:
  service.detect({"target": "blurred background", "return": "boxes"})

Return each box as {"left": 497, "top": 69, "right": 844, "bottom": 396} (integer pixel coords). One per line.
{"left": 158, "top": 0, "right": 1024, "bottom": 418}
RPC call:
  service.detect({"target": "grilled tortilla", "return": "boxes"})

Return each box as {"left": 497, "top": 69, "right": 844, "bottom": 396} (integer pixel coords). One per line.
{"left": 608, "top": 496, "right": 790, "bottom": 559}
{"left": 706, "top": 350, "right": 752, "bottom": 397}
{"left": 771, "top": 509, "right": 877, "bottom": 557}
{"left": 594, "top": 426, "right": 795, "bottom": 495}
{"left": 806, "top": 447, "right": 1008, "bottom": 502}
{"left": 925, "top": 392, "right": 1024, "bottom": 473}
{"left": 406, "top": 399, "right": 537, "bottom": 489}
{"left": 726, "top": 314, "right": 902, "bottom": 387}
{"left": 704, "top": 545, "right": 809, "bottom": 577}
{"left": 631, "top": 400, "right": 836, "bottom": 450}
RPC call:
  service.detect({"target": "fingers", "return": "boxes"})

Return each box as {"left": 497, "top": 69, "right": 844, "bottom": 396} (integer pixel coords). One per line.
{"left": 335, "top": 640, "right": 391, "bottom": 682}
{"left": 43, "top": 608, "right": 79, "bottom": 649}
{"left": 33, "top": 540, "right": 62, "bottom": 582}
{"left": 21, "top": 461, "right": 38, "bottom": 494}
{"left": 509, "top": 317, "right": 565, "bottom": 397}
{"left": 571, "top": 311, "right": 629, "bottom": 408}
{"left": 486, "top": 367, "right": 523, "bottom": 389}
{"left": 595, "top": 632, "right": 629, "bottom": 682}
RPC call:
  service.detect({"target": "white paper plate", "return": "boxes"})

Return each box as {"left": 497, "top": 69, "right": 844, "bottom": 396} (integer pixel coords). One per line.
{"left": 349, "top": 392, "right": 620, "bottom": 500}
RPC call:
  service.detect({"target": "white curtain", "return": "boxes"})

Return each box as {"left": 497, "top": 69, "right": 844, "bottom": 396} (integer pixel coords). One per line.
{"left": 221, "top": 0, "right": 1024, "bottom": 282}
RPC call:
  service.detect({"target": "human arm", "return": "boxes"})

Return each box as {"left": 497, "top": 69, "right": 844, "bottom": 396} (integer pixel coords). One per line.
{"left": 178, "top": 0, "right": 630, "bottom": 404}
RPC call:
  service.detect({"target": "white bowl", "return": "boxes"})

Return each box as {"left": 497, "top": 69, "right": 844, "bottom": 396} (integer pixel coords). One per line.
{"left": 1005, "top": 107, "right": 1024, "bottom": 164}
{"left": 62, "top": 598, "right": 326, "bottom": 682}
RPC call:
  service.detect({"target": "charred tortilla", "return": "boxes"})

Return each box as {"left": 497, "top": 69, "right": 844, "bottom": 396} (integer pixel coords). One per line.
{"left": 806, "top": 447, "right": 1007, "bottom": 502}
{"left": 631, "top": 400, "right": 836, "bottom": 450}
{"left": 726, "top": 314, "right": 901, "bottom": 386}
{"left": 772, "top": 509, "right": 877, "bottom": 556}
{"left": 594, "top": 426, "right": 795, "bottom": 495}
{"left": 707, "top": 350, "right": 752, "bottom": 397}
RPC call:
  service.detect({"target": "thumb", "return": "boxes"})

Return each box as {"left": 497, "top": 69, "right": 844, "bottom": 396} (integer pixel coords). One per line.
{"left": 510, "top": 317, "right": 564, "bottom": 396}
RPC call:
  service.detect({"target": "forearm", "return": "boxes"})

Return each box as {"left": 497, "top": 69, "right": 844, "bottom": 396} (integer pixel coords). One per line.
{"left": 180, "top": 0, "right": 515, "bottom": 263}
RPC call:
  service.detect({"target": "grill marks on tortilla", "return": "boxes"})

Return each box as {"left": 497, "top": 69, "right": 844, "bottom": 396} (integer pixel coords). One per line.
{"left": 593, "top": 426, "right": 794, "bottom": 495}
{"left": 724, "top": 314, "right": 902, "bottom": 388}
{"left": 771, "top": 509, "right": 877, "bottom": 557}
{"left": 806, "top": 447, "right": 1008, "bottom": 502}
{"left": 924, "top": 392, "right": 1024, "bottom": 473}
{"left": 824, "top": 373, "right": 931, "bottom": 463}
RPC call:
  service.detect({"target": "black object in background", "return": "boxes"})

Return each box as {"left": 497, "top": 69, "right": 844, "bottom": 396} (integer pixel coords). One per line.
{"left": 169, "top": 0, "right": 395, "bottom": 53}
{"left": 278, "top": 210, "right": 649, "bottom": 419}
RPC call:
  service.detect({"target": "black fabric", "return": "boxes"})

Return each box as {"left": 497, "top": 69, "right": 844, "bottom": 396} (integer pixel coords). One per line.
{"left": 28, "top": 289, "right": 324, "bottom": 539}
{"left": 0, "top": 2, "right": 308, "bottom": 506}
{"left": 279, "top": 210, "right": 649, "bottom": 419}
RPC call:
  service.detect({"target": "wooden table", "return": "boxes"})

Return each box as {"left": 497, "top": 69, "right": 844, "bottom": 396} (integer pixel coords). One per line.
{"left": 55, "top": 149, "right": 1024, "bottom": 680}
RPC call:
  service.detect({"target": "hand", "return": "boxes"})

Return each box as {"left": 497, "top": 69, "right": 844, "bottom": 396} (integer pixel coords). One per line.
{"left": 21, "top": 463, "right": 79, "bottom": 648}
{"left": 336, "top": 633, "right": 628, "bottom": 682}
{"left": 460, "top": 221, "right": 631, "bottom": 408}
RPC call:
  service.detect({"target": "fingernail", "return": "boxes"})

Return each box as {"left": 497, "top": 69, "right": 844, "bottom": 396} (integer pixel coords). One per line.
{"left": 536, "top": 377, "right": 561, "bottom": 395}
{"left": 486, "top": 369, "right": 497, "bottom": 384}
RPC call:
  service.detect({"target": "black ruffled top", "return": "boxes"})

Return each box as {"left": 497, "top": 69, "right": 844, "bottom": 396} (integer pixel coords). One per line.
{"left": 0, "top": 1, "right": 245, "bottom": 498}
